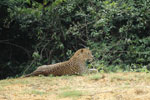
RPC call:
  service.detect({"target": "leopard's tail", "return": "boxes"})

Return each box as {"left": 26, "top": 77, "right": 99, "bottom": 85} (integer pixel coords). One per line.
{"left": 22, "top": 73, "right": 34, "bottom": 78}
{"left": 24, "top": 73, "right": 33, "bottom": 77}
{"left": 23, "top": 71, "right": 43, "bottom": 78}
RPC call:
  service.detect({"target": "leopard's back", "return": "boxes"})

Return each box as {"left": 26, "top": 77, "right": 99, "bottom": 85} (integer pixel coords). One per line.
{"left": 35, "top": 61, "right": 81, "bottom": 76}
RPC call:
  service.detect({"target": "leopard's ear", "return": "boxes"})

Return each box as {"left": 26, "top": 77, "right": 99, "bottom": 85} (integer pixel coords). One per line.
{"left": 81, "top": 49, "right": 84, "bottom": 53}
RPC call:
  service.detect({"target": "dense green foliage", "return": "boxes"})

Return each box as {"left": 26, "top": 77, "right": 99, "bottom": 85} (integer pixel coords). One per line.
{"left": 0, "top": 0, "right": 150, "bottom": 79}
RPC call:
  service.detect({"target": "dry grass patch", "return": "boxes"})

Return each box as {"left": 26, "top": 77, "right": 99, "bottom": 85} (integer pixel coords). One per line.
{"left": 110, "top": 76, "right": 128, "bottom": 81}
{"left": 0, "top": 78, "right": 29, "bottom": 87}
{"left": 60, "top": 75, "right": 75, "bottom": 80}
{"left": 109, "top": 73, "right": 135, "bottom": 82}
{"left": 29, "top": 90, "right": 47, "bottom": 95}
{"left": 134, "top": 89, "right": 147, "bottom": 95}
{"left": 22, "top": 89, "right": 47, "bottom": 96}
{"left": 1, "top": 72, "right": 150, "bottom": 100}
{"left": 60, "top": 86, "right": 72, "bottom": 91}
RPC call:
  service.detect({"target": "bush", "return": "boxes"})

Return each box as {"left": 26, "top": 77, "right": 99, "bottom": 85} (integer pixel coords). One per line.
{"left": 1, "top": 0, "right": 150, "bottom": 79}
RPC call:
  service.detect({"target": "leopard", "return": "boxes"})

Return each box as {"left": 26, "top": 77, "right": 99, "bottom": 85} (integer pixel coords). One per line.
{"left": 24, "top": 48, "right": 94, "bottom": 77}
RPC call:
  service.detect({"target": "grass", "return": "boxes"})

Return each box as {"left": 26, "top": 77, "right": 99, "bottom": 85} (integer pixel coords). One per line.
{"left": 124, "top": 82, "right": 130, "bottom": 85}
{"left": 0, "top": 79, "right": 29, "bottom": 87}
{"left": 60, "top": 75, "right": 76, "bottom": 80}
{"left": 31, "top": 90, "right": 46, "bottom": 95}
{"left": 89, "top": 73, "right": 104, "bottom": 80}
{"left": 0, "top": 86, "right": 4, "bottom": 91}
{"left": 110, "top": 76, "right": 127, "bottom": 82}
{"left": 109, "top": 74, "right": 135, "bottom": 82}
{"left": 59, "top": 90, "right": 83, "bottom": 98}
{"left": 22, "top": 89, "right": 47, "bottom": 95}
{"left": 0, "top": 72, "right": 150, "bottom": 100}
{"left": 133, "top": 73, "right": 150, "bottom": 80}
{"left": 60, "top": 86, "right": 72, "bottom": 91}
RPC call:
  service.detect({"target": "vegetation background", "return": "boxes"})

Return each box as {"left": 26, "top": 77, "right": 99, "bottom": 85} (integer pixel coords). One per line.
{"left": 0, "top": 0, "right": 150, "bottom": 79}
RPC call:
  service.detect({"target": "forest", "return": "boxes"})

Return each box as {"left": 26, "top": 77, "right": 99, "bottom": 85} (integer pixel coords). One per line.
{"left": 0, "top": 0, "right": 150, "bottom": 79}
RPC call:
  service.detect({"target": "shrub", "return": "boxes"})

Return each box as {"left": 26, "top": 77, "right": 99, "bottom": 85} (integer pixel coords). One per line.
{"left": 1, "top": 0, "right": 150, "bottom": 78}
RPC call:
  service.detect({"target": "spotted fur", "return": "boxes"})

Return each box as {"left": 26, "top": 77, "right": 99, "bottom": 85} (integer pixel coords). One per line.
{"left": 24, "top": 48, "right": 93, "bottom": 77}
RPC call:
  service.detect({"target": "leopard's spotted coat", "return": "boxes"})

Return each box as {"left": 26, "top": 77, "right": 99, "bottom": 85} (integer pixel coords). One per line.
{"left": 25, "top": 48, "right": 93, "bottom": 77}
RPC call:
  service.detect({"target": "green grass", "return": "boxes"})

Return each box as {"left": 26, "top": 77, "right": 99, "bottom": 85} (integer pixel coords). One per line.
{"left": 146, "top": 73, "right": 150, "bottom": 80}
{"left": 23, "top": 90, "right": 47, "bottom": 95}
{"left": 60, "top": 75, "right": 75, "bottom": 79}
{"left": 89, "top": 74, "right": 104, "bottom": 81}
{"left": 59, "top": 90, "right": 83, "bottom": 98}
{"left": 31, "top": 90, "right": 46, "bottom": 95}
{"left": 0, "top": 86, "right": 4, "bottom": 91}
{"left": 0, "top": 79, "right": 29, "bottom": 87}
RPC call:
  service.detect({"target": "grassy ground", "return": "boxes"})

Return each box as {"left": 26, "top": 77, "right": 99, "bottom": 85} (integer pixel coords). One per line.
{"left": 0, "top": 72, "right": 150, "bottom": 100}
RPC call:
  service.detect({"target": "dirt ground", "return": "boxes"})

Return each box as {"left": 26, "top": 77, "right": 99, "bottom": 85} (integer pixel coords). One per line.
{"left": 0, "top": 72, "right": 150, "bottom": 100}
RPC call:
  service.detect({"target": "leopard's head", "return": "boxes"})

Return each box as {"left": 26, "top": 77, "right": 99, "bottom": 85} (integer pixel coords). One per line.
{"left": 72, "top": 48, "right": 94, "bottom": 62}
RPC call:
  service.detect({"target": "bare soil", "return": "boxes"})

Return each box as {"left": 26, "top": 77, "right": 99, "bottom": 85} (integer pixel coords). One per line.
{"left": 0, "top": 72, "right": 150, "bottom": 100}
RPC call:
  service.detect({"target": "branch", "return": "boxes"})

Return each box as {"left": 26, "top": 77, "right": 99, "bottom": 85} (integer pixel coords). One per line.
{"left": 0, "top": 41, "right": 31, "bottom": 59}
